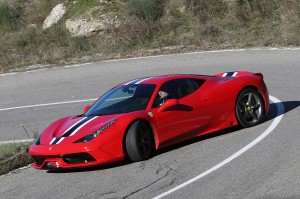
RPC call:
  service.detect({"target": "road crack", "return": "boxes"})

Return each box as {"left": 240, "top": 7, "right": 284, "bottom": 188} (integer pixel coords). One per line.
{"left": 157, "top": 178, "right": 177, "bottom": 191}
{"left": 121, "top": 163, "right": 176, "bottom": 199}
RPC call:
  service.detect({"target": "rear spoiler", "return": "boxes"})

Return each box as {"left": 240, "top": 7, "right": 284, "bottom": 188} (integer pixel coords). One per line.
{"left": 214, "top": 71, "right": 263, "bottom": 79}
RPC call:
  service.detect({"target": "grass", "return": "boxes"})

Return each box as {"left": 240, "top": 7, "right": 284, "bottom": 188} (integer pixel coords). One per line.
{"left": 0, "top": 144, "right": 19, "bottom": 161}
{"left": 65, "top": 0, "right": 101, "bottom": 19}
{"left": 0, "top": 124, "right": 37, "bottom": 175}
{"left": 0, "top": 142, "right": 33, "bottom": 175}
{"left": 0, "top": 2, "right": 15, "bottom": 31}
{"left": 126, "top": 0, "right": 165, "bottom": 21}
{"left": 0, "top": 0, "right": 299, "bottom": 72}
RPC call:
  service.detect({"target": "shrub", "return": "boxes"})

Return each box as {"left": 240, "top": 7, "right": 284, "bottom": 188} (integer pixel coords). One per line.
{"left": 126, "top": 0, "right": 165, "bottom": 21}
{"left": 0, "top": 2, "right": 15, "bottom": 31}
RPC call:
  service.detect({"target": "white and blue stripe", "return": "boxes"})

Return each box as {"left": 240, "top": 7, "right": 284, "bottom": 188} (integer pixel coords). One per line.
{"left": 50, "top": 116, "right": 97, "bottom": 145}
{"left": 222, "top": 72, "right": 238, "bottom": 77}
{"left": 124, "top": 77, "right": 153, "bottom": 85}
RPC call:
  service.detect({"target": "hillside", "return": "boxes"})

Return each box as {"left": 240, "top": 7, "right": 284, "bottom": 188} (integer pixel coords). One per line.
{"left": 0, "top": 0, "right": 299, "bottom": 72}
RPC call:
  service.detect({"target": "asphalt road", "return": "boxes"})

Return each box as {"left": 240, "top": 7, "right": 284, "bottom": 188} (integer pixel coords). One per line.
{"left": 0, "top": 48, "right": 299, "bottom": 199}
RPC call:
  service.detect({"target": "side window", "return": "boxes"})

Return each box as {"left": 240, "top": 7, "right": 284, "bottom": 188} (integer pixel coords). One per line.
{"left": 179, "top": 79, "right": 204, "bottom": 97}
{"left": 152, "top": 80, "right": 180, "bottom": 108}
{"left": 152, "top": 78, "right": 205, "bottom": 108}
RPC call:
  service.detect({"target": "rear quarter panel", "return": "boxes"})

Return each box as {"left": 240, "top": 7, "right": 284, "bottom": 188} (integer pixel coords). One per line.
{"left": 201, "top": 75, "right": 268, "bottom": 130}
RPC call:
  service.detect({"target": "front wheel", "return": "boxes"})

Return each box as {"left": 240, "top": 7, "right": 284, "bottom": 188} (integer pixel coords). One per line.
{"left": 236, "top": 88, "right": 264, "bottom": 128}
{"left": 125, "top": 121, "right": 154, "bottom": 162}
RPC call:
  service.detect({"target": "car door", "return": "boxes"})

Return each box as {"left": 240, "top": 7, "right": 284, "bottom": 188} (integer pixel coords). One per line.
{"left": 151, "top": 78, "right": 210, "bottom": 145}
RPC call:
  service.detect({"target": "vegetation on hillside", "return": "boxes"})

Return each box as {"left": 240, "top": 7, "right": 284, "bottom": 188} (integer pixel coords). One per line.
{"left": 0, "top": 125, "right": 37, "bottom": 175}
{"left": 0, "top": 143, "right": 32, "bottom": 175}
{"left": 0, "top": 0, "right": 299, "bottom": 72}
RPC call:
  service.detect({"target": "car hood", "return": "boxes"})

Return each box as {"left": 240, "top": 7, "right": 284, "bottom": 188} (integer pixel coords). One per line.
{"left": 39, "top": 114, "right": 119, "bottom": 145}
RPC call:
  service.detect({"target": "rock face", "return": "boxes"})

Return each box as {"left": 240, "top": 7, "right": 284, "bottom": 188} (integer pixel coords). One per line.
{"left": 65, "top": 16, "right": 120, "bottom": 37}
{"left": 43, "top": 3, "right": 66, "bottom": 29}
{"left": 66, "top": 19, "right": 104, "bottom": 37}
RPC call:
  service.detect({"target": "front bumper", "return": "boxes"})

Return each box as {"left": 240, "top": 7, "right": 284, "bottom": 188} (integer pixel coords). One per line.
{"left": 29, "top": 143, "right": 123, "bottom": 169}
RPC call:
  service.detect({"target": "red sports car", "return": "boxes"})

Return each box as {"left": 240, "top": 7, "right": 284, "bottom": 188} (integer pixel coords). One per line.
{"left": 29, "top": 71, "right": 269, "bottom": 169}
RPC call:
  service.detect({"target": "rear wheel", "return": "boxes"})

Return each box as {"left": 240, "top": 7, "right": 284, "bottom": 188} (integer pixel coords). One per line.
{"left": 125, "top": 121, "right": 154, "bottom": 162}
{"left": 236, "top": 88, "right": 264, "bottom": 128}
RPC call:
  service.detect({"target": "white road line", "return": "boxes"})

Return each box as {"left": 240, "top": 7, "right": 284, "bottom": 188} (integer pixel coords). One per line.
{"left": 102, "top": 49, "right": 247, "bottom": 63}
{"left": 153, "top": 95, "right": 284, "bottom": 199}
{"left": 0, "top": 98, "right": 97, "bottom": 112}
{"left": 65, "top": 62, "right": 92, "bottom": 68}
{"left": 0, "top": 139, "right": 34, "bottom": 145}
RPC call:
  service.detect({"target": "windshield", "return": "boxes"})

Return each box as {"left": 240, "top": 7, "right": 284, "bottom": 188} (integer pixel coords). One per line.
{"left": 85, "top": 84, "right": 156, "bottom": 116}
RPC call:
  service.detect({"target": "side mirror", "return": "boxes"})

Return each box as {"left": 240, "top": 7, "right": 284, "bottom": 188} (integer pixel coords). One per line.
{"left": 158, "top": 99, "right": 178, "bottom": 112}
{"left": 83, "top": 105, "right": 91, "bottom": 113}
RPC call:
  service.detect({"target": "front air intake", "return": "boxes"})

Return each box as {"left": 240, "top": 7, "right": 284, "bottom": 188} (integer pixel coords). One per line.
{"left": 62, "top": 153, "right": 96, "bottom": 164}
{"left": 32, "top": 156, "right": 45, "bottom": 165}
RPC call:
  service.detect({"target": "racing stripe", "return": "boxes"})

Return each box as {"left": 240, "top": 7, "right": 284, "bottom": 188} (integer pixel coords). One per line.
{"left": 62, "top": 116, "right": 95, "bottom": 137}
{"left": 56, "top": 137, "right": 65, "bottom": 144}
{"left": 69, "top": 116, "right": 99, "bottom": 136}
{"left": 50, "top": 137, "right": 56, "bottom": 145}
{"left": 124, "top": 77, "right": 153, "bottom": 85}
{"left": 61, "top": 117, "right": 86, "bottom": 137}
{"left": 135, "top": 77, "right": 152, "bottom": 84}
{"left": 49, "top": 116, "right": 97, "bottom": 145}
{"left": 51, "top": 137, "right": 62, "bottom": 145}
{"left": 124, "top": 79, "right": 141, "bottom": 85}
{"left": 226, "top": 72, "right": 234, "bottom": 77}
{"left": 222, "top": 73, "right": 227, "bottom": 77}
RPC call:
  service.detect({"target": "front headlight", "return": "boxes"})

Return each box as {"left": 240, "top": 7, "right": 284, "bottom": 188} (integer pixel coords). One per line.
{"left": 74, "top": 120, "right": 116, "bottom": 143}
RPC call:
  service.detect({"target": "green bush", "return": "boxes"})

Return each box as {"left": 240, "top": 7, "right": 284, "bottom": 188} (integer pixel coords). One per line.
{"left": 65, "top": 0, "right": 101, "bottom": 19}
{"left": 0, "top": 2, "right": 15, "bottom": 31}
{"left": 126, "top": 0, "right": 165, "bottom": 21}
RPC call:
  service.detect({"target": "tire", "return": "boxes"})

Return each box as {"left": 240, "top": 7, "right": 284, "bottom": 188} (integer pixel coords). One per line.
{"left": 125, "top": 121, "right": 154, "bottom": 162}
{"left": 235, "top": 88, "right": 264, "bottom": 128}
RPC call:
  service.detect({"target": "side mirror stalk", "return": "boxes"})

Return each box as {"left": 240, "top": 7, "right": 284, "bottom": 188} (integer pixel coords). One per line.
{"left": 158, "top": 99, "right": 178, "bottom": 112}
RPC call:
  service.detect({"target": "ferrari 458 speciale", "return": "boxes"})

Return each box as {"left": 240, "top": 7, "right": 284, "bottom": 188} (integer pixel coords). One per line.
{"left": 29, "top": 71, "right": 269, "bottom": 169}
